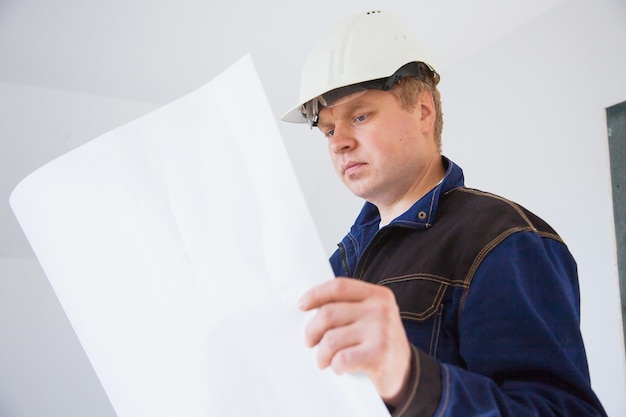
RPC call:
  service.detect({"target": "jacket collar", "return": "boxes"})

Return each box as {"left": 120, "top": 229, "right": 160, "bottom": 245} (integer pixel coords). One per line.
{"left": 333, "top": 156, "right": 465, "bottom": 277}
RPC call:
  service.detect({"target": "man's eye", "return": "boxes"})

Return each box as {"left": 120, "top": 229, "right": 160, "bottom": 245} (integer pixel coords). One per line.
{"left": 354, "top": 114, "right": 367, "bottom": 123}
{"left": 325, "top": 129, "right": 335, "bottom": 138}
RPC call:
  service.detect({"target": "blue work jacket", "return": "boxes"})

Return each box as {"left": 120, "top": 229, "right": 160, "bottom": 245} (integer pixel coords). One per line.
{"left": 329, "top": 157, "right": 607, "bottom": 417}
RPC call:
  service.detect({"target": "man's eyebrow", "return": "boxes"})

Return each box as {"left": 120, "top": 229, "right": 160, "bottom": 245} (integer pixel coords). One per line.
{"left": 316, "top": 117, "right": 332, "bottom": 130}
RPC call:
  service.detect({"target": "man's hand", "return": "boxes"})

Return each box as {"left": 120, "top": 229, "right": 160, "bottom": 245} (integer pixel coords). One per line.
{"left": 299, "top": 277, "right": 412, "bottom": 406}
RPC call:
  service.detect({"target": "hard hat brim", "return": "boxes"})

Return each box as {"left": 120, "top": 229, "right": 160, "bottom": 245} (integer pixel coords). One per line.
{"left": 281, "top": 104, "right": 307, "bottom": 124}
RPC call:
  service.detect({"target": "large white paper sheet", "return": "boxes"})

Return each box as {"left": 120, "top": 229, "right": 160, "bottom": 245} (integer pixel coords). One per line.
{"left": 10, "top": 55, "right": 390, "bottom": 417}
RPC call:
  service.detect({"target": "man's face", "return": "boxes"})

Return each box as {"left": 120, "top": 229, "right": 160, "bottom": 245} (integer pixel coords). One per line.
{"left": 316, "top": 89, "right": 439, "bottom": 208}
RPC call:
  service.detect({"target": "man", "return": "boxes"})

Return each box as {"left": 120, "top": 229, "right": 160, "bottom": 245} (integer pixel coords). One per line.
{"left": 282, "top": 10, "right": 607, "bottom": 417}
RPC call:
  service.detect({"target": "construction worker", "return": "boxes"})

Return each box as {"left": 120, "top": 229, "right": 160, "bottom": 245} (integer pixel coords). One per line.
{"left": 283, "top": 10, "right": 607, "bottom": 417}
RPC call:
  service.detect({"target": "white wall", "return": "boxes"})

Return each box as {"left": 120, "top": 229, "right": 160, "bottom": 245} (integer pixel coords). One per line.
{"left": 439, "top": 0, "right": 626, "bottom": 414}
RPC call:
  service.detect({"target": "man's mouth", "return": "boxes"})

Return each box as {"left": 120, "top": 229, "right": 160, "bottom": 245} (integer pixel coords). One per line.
{"left": 342, "top": 161, "right": 365, "bottom": 175}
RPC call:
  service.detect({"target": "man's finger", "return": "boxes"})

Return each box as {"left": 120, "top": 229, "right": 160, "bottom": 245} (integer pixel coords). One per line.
{"left": 316, "top": 324, "right": 361, "bottom": 370}
{"left": 304, "top": 301, "right": 362, "bottom": 347}
{"left": 299, "top": 277, "right": 376, "bottom": 311}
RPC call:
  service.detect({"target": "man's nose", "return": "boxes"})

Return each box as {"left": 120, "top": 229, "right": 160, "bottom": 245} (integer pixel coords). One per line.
{"left": 329, "top": 127, "right": 356, "bottom": 154}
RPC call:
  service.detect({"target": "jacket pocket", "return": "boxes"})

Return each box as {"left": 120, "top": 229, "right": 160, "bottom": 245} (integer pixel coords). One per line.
{"left": 379, "top": 275, "right": 448, "bottom": 321}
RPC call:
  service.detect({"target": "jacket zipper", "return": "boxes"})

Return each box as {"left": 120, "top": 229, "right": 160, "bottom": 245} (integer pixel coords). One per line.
{"left": 337, "top": 242, "right": 352, "bottom": 277}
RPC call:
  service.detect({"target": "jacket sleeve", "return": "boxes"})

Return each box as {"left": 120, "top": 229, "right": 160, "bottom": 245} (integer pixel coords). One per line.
{"left": 392, "top": 232, "right": 607, "bottom": 417}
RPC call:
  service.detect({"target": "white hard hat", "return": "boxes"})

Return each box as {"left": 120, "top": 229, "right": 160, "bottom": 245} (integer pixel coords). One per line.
{"left": 281, "top": 10, "right": 438, "bottom": 127}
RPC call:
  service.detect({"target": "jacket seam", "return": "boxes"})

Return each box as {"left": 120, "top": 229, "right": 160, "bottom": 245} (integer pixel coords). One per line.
{"left": 434, "top": 365, "right": 450, "bottom": 417}
{"left": 457, "top": 188, "right": 537, "bottom": 231}
{"left": 429, "top": 304, "right": 444, "bottom": 356}
{"left": 346, "top": 233, "right": 359, "bottom": 254}
{"left": 379, "top": 274, "right": 468, "bottom": 288}
{"left": 457, "top": 227, "right": 567, "bottom": 322}
{"left": 394, "top": 345, "right": 421, "bottom": 417}
{"left": 399, "top": 282, "right": 447, "bottom": 322}
{"left": 457, "top": 227, "right": 528, "bottom": 321}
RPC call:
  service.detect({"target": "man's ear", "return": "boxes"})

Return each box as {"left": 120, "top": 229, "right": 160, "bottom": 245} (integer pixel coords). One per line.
{"left": 418, "top": 91, "right": 436, "bottom": 133}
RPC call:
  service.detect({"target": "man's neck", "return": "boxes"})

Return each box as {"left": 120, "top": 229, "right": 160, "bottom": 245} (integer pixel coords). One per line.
{"left": 377, "top": 158, "right": 446, "bottom": 227}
